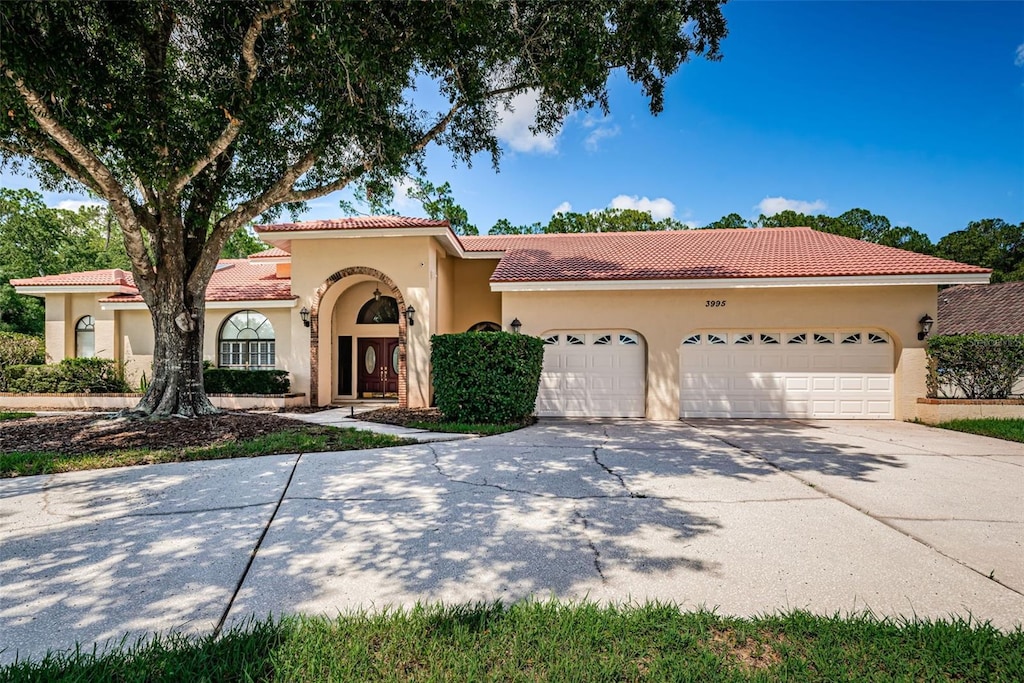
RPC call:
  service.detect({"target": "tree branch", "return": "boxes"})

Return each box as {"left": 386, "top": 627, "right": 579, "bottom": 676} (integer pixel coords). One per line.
{"left": 2, "top": 66, "right": 156, "bottom": 282}
{"left": 165, "top": 0, "right": 294, "bottom": 199}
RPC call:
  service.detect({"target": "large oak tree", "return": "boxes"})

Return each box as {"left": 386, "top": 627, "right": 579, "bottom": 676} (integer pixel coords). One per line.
{"left": 0, "top": 0, "right": 727, "bottom": 417}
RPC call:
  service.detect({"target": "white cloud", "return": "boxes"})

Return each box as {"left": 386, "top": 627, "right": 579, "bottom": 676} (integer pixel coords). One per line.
{"left": 391, "top": 177, "right": 421, "bottom": 213}
{"left": 756, "top": 196, "right": 827, "bottom": 217}
{"left": 552, "top": 201, "right": 572, "bottom": 215}
{"left": 495, "top": 90, "right": 559, "bottom": 153}
{"left": 56, "top": 199, "right": 105, "bottom": 212}
{"left": 608, "top": 194, "right": 676, "bottom": 221}
{"left": 1016, "top": 43, "right": 1024, "bottom": 67}
{"left": 581, "top": 114, "right": 621, "bottom": 151}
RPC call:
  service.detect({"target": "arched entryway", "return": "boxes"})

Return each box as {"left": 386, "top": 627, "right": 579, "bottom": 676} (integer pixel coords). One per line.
{"left": 308, "top": 267, "right": 409, "bottom": 407}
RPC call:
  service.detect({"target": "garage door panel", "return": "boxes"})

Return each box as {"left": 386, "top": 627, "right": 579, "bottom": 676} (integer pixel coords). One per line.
{"left": 537, "top": 331, "right": 646, "bottom": 418}
{"left": 681, "top": 329, "right": 894, "bottom": 419}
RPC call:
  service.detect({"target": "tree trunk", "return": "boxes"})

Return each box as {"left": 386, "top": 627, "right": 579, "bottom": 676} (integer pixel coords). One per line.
{"left": 129, "top": 279, "right": 217, "bottom": 418}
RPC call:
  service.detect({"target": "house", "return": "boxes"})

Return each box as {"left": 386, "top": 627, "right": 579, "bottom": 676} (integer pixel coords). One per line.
{"left": 937, "top": 281, "right": 1024, "bottom": 335}
{"left": 11, "top": 218, "right": 991, "bottom": 420}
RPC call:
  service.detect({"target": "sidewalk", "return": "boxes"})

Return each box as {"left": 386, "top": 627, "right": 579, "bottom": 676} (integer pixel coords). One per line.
{"left": 280, "top": 408, "right": 475, "bottom": 443}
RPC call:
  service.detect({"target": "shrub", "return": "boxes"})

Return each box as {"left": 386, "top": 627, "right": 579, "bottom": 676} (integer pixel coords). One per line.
{"left": 0, "top": 332, "right": 45, "bottom": 390}
{"left": 203, "top": 367, "right": 290, "bottom": 394}
{"left": 9, "top": 357, "right": 131, "bottom": 394}
{"left": 431, "top": 331, "right": 544, "bottom": 423}
{"left": 926, "top": 334, "right": 1024, "bottom": 399}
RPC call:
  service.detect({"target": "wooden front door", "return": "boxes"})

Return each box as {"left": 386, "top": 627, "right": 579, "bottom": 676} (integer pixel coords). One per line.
{"left": 357, "top": 337, "right": 399, "bottom": 398}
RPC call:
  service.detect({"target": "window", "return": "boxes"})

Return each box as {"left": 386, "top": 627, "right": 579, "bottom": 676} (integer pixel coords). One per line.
{"left": 760, "top": 333, "right": 780, "bottom": 345}
{"left": 75, "top": 316, "right": 95, "bottom": 358}
{"left": 356, "top": 295, "right": 399, "bottom": 324}
{"left": 841, "top": 333, "right": 861, "bottom": 344}
{"left": 707, "top": 333, "right": 727, "bottom": 345}
{"left": 543, "top": 334, "right": 559, "bottom": 345}
{"left": 813, "top": 333, "right": 834, "bottom": 344}
{"left": 618, "top": 333, "right": 639, "bottom": 345}
{"left": 786, "top": 333, "right": 807, "bottom": 345}
{"left": 868, "top": 333, "right": 889, "bottom": 344}
{"left": 682, "top": 334, "right": 701, "bottom": 345}
{"left": 467, "top": 321, "right": 501, "bottom": 332}
{"left": 219, "top": 310, "right": 276, "bottom": 369}
{"left": 594, "top": 334, "right": 612, "bottom": 345}
{"left": 566, "top": 334, "right": 585, "bottom": 346}
{"left": 733, "top": 333, "right": 754, "bottom": 345}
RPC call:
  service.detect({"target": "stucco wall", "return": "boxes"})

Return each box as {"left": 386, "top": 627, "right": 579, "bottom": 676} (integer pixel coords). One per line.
{"left": 289, "top": 235, "right": 435, "bottom": 407}
{"left": 452, "top": 258, "right": 502, "bottom": 333}
{"left": 502, "top": 285, "right": 936, "bottom": 420}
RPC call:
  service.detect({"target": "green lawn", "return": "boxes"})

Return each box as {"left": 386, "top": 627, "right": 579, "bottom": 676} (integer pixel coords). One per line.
{"left": 406, "top": 420, "right": 526, "bottom": 436}
{"left": 0, "top": 427, "right": 414, "bottom": 478}
{"left": 0, "top": 411, "right": 34, "bottom": 420}
{"left": 3, "top": 602, "right": 1020, "bottom": 681}
{"left": 934, "top": 418, "right": 1024, "bottom": 443}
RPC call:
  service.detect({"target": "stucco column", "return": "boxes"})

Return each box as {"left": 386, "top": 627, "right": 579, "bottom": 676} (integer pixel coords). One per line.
{"left": 44, "top": 294, "right": 68, "bottom": 363}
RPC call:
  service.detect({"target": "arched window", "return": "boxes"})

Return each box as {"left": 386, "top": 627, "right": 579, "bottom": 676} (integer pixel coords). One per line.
{"left": 75, "top": 315, "right": 95, "bottom": 358}
{"left": 357, "top": 295, "right": 399, "bottom": 324}
{"left": 219, "top": 310, "right": 275, "bottom": 369}
{"left": 467, "top": 321, "right": 501, "bottom": 332}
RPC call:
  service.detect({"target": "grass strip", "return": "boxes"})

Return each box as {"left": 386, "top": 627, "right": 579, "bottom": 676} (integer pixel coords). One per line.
{"left": 934, "top": 418, "right": 1024, "bottom": 443}
{"left": 0, "top": 426, "right": 414, "bottom": 478}
{"left": 3, "top": 602, "right": 1021, "bottom": 681}
{"left": 0, "top": 411, "right": 35, "bottom": 420}
{"left": 405, "top": 420, "right": 525, "bottom": 435}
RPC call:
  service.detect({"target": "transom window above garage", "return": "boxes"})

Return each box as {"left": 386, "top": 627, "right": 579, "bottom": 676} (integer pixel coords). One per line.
{"left": 683, "top": 329, "right": 893, "bottom": 347}
{"left": 541, "top": 331, "right": 643, "bottom": 346}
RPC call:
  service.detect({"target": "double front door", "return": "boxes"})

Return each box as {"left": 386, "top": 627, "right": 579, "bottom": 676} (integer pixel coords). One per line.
{"left": 357, "top": 337, "right": 399, "bottom": 398}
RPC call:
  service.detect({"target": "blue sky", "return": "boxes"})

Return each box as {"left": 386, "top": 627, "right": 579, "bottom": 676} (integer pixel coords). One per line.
{"left": 4, "top": 1, "right": 1023, "bottom": 241}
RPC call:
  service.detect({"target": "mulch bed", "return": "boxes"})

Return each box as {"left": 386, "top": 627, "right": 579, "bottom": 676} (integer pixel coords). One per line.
{"left": 357, "top": 407, "right": 444, "bottom": 426}
{"left": 0, "top": 412, "right": 307, "bottom": 455}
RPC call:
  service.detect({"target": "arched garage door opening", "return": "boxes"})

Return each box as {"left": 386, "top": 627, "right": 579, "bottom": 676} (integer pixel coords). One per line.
{"left": 679, "top": 329, "right": 895, "bottom": 419}
{"left": 536, "top": 330, "right": 646, "bottom": 417}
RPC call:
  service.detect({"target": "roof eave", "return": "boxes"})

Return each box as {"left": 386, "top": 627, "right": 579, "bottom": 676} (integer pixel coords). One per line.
{"left": 489, "top": 272, "right": 993, "bottom": 292}
{"left": 255, "top": 226, "right": 465, "bottom": 258}
{"left": 13, "top": 285, "right": 138, "bottom": 296}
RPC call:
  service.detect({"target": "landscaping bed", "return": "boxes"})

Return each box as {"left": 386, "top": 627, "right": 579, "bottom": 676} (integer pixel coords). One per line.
{"left": 0, "top": 412, "right": 413, "bottom": 477}
{"left": 932, "top": 418, "right": 1024, "bottom": 443}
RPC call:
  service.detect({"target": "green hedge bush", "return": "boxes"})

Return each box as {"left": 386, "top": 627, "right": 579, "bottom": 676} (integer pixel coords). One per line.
{"left": 431, "top": 331, "right": 543, "bottom": 423}
{"left": 204, "top": 367, "right": 290, "bottom": 394}
{"left": 926, "top": 334, "right": 1024, "bottom": 399}
{"left": 9, "top": 357, "right": 131, "bottom": 394}
{"left": 0, "top": 332, "right": 45, "bottom": 390}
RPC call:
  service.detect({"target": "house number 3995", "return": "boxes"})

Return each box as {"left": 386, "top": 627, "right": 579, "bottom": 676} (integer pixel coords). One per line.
{"left": 705, "top": 300, "right": 726, "bottom": 308}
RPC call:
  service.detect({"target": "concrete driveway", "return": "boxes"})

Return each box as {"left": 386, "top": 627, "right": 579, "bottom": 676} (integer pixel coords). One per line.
{"left": 1, "top": 419, "right": 1021, "bottom": 663}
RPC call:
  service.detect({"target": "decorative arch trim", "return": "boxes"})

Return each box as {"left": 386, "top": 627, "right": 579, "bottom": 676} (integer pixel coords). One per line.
{"left": 308, "top": 267, "right": 408, "bottom": 407}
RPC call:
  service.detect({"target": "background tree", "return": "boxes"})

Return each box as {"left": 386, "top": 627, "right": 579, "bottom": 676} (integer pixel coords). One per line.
{"left": 936, "top": 219, "right": 1024, "bottom": 282}
{"left": 0, "top": 188, "right": 130, "bottom": 335}
{"left": 488, "top": 208, "right": 687, "bottom": 234}
{"left": 703, "top": 212, "right": 748, "bottom": 229}
{"left": 0, "top": 1, "right": 728, "bottom": 417}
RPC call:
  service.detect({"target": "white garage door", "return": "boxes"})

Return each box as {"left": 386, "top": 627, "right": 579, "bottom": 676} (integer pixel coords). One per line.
{"left": 680, "top": 330, "right": 894, "bottom": 419}
{"left": 536, "top": 331, "right": 646, "bottom": 417}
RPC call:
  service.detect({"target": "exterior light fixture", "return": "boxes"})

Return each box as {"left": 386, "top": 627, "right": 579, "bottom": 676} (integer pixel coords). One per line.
{"left": 373, "top": 287, "right": 382, "bottom": 301}
{"left": 299, "top": 307, "right": 310, "bottom": 328}
{"left": 917, "top": 314, "right": 933, "bottom": 341}
{"left": 510, "top": 317, "right": 522, "bottom": 334}
{"left": 405, "top": 305, "right": 416, "bottom": 326}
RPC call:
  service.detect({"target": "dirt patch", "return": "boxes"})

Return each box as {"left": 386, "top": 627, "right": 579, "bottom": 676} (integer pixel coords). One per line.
{"left": 358, "top": 407, "right": 445, "bottom": 426}
{"left": 708, "top": 628, "right": 784, "bottom": 672}
{"left": 0, "top": 412, "right": 307, "bottom": 455}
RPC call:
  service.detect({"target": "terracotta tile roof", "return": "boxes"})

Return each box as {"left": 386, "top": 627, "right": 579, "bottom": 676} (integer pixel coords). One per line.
{"left": 249, "top": 247, "right": 291, "bottom": 259}
{"left": 463, "top": 228, "right": 991, "bottom": 282}
{"left": 10, "top": 268, "right": 134, "bottom": 288}
{"left": 255, "top": 216, "right": 449, "bottom": 233}
{"left": 12, "top": 260, "right": 293, "bottom": 304}
{"left": 938, "top": 281, "right": 1024, "bottom": 334}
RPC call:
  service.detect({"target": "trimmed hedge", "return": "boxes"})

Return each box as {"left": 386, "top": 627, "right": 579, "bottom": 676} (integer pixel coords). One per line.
{"left": 0, "top": 332, "right": 45, "bottom": 391}
{"left": 431, "top": 331, "right": 543, "bottom": 423}
{"left": 8, "top": 357, "right": 131, "bottom": 394}
{"left": 926, "top": 334, "right": 1024, "bottom": 399}
{"left": 204, "top": 367, "right": 290, "bottom": 394}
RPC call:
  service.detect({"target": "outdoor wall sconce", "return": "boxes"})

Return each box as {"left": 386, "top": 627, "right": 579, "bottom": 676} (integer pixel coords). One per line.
{"left": 510, "top": 317, "right": 522, "bottom": 334}
{"left": 405, "top": 305, "right": 416, "bottom": 326}
{"left": 373, "top": 287, "right": 382, "bottom": 301}
{"left": 299, "top": 307, "right": 310, "bottom": 328}
{"left": 917, "top": 314, "right": 933, "bottom": 341}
